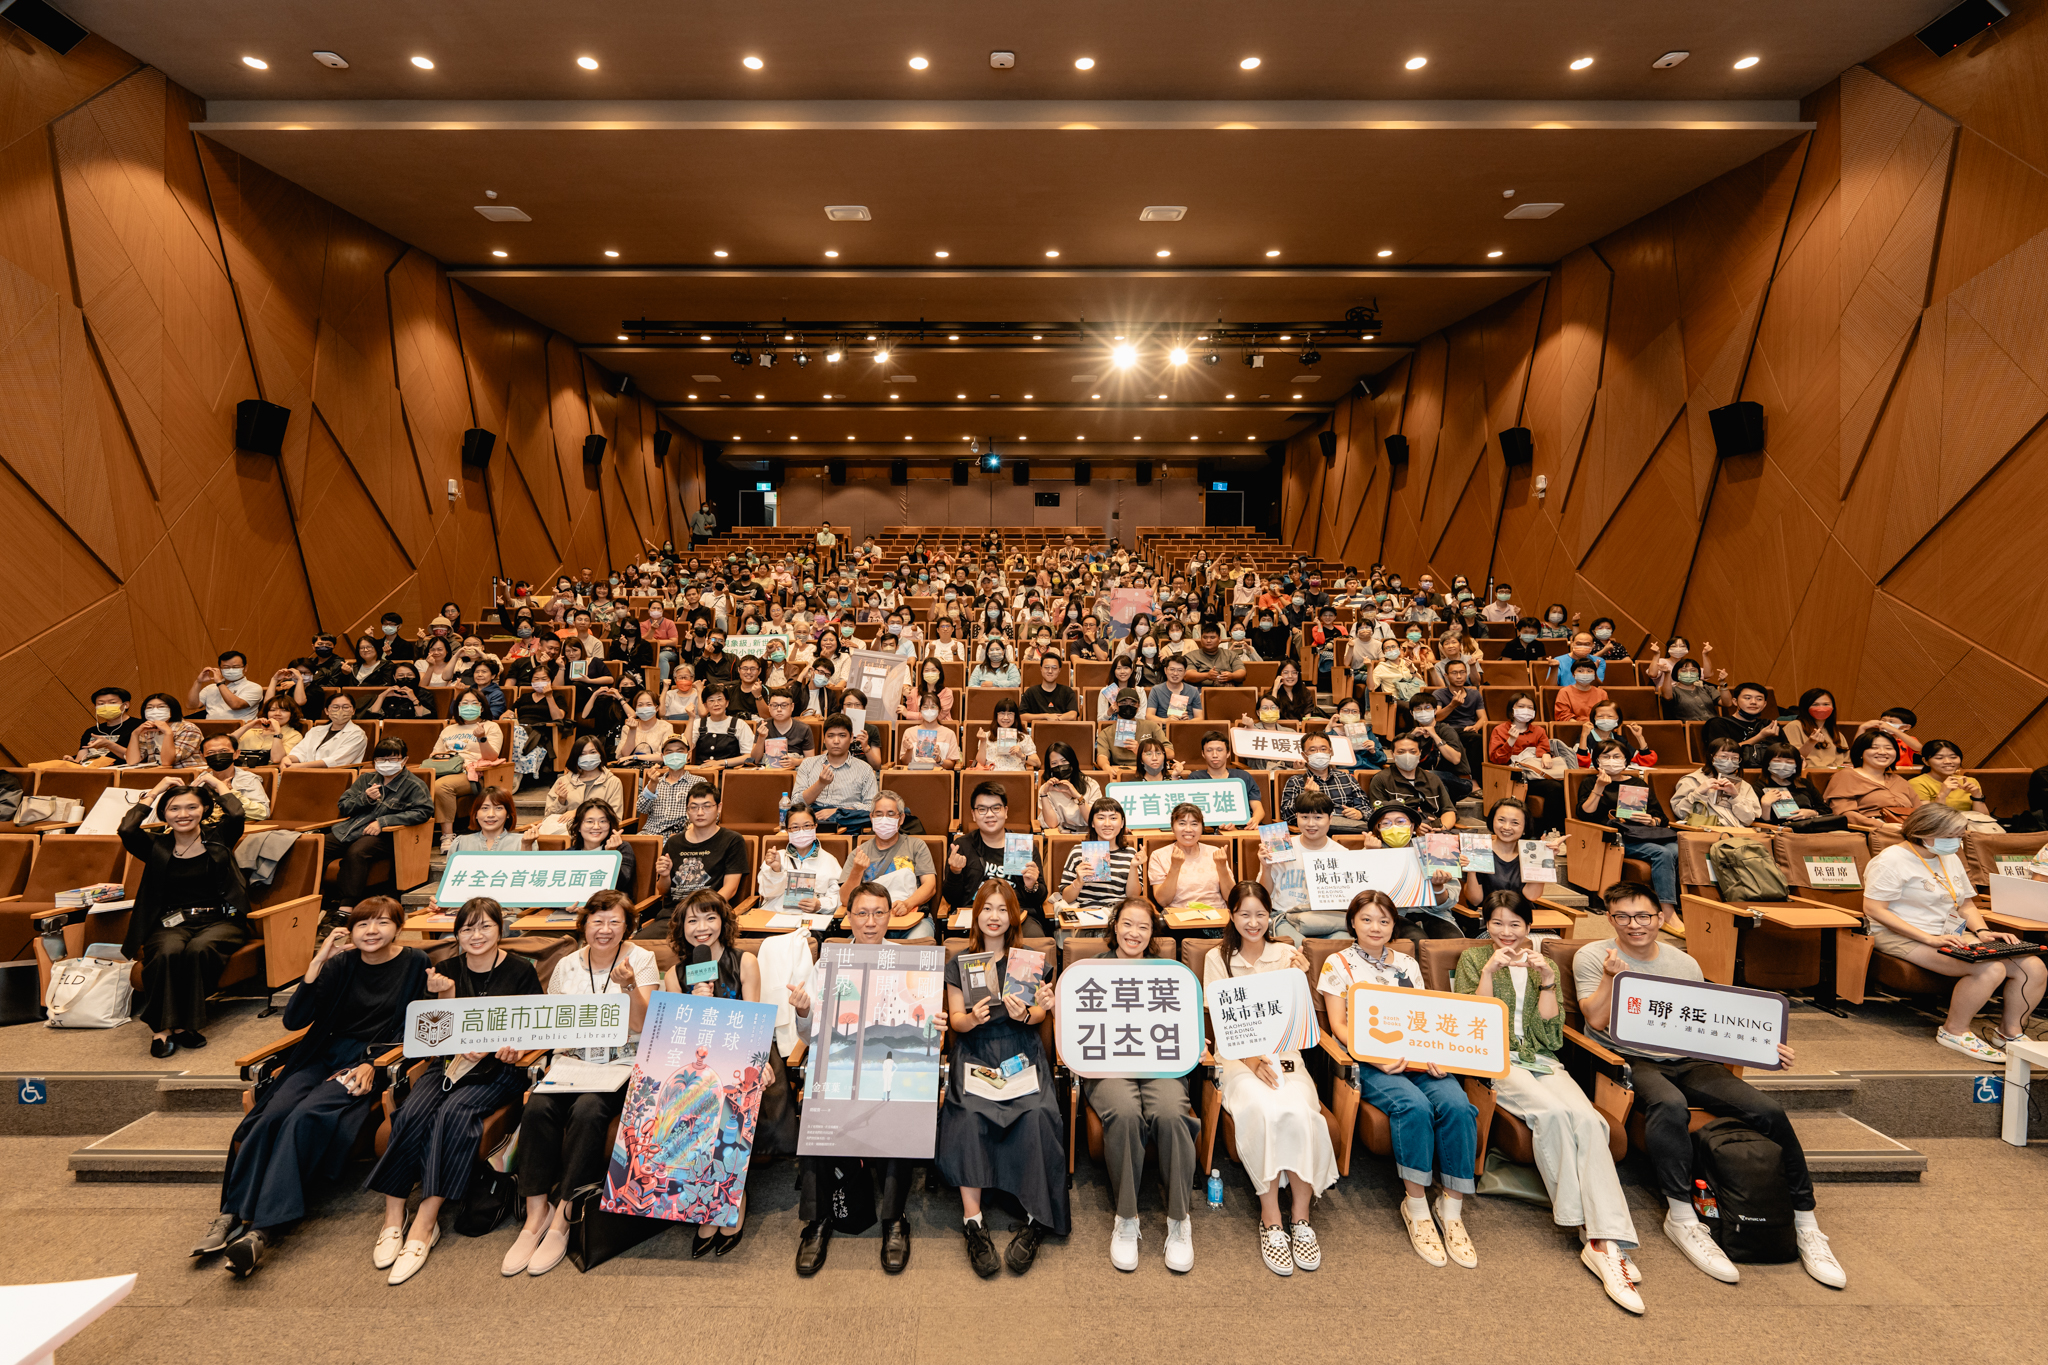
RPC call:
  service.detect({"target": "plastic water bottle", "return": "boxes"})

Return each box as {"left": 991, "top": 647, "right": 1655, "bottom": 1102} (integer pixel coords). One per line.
{"left": 1206, "top": 1168, "right": 1223, "bottom": 1209}
{"left": 778, "top": 791, "right": 790, "bottom": 830}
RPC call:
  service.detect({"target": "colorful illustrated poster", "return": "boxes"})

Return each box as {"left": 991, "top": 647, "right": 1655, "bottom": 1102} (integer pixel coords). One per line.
{"left": 601, "top": 991, "right": 779, "bottom": 1227}
{"left": 797, "top": 943, "right": 945, "bottom": 1160}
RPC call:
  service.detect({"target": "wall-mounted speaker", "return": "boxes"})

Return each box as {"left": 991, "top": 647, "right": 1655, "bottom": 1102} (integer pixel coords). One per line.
{"left": 1073, "top": 460, "right": 1091, "bottom": 486}
{"left": 1136, "top": 461, "right": 1153, "bottom": 486}
{"left": 234, "top": 399, "right": 290, "bottom": 457}
{"left": 652, "top": 430, "right": 673, "bottom": 462}
{"left": 1384, "top": 434, "right": 1410, "bottom": 466}
{"left": 1317, "top": 430, "right": 1338, "bottom": 461}
{"left": 952, "top": 460, "right": 969, "bottom": 485}
{"left": 1707, "top": 400, "right": 1766, "bottom": 457}
{"left": 1011, "top": 460, "right": 1030, "bottom": 486}
{"left": 889, "top": 459, "right": 908, "bottom": 485}
{"left": 613, "top": 373, "right": 632, "bottom": 396}
{"left": 0, "top": 0, "right": 89, "bottom": 54}
{"left": 1498, "top": 427, "right": 1534, "bottom": 466}
{"left": 765, "top": 459, "right": 785, "bottom": 489}
{"left": 582, "top": 434, "right": 607, "bottom": 465}
{"left": 828, "top": 459, "right": 847, "bottom": 485}
{"left": 461, "top": 428, "right": 496, "bottom": 468}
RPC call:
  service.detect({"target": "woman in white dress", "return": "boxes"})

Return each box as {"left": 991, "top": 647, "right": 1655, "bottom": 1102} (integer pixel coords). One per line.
{"left": 1203, "top": 881, "right": 1338, "bottom": 1277}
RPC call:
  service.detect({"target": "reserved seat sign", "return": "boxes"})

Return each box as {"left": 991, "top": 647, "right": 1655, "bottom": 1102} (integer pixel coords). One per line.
{"left": 1608, "top": 972, "right": 1787, "bottom": 1070}
{"left": 1344, "top": 984, "right": 1509, "bottom": 1079}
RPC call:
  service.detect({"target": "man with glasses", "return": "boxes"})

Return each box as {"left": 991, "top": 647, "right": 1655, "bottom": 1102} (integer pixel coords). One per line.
{"left": 943, "top": 782, "right": 1046, "bottom": 935}
{"left": 1573, "top": 881, "right": 1845, "bottom": 1291}
{"left": 650, "top": 782, "right": 747, "bottom": 933}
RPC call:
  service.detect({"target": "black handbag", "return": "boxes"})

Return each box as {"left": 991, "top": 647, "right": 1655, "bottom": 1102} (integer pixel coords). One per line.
{"left": 561, "top": 1180, "right": 674, "bottom": 1272}
{"left": 454, "top": 1157, "right": 518, "bottom": 1236}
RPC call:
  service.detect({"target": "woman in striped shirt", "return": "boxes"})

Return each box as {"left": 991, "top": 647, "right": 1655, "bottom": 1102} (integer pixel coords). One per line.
{"left": 1059, "top": 798, "right": 1145, "bottom": 910}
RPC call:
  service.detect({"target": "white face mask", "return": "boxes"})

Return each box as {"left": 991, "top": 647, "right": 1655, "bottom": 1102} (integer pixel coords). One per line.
{"left": 220, "top": 667, "right": 244, "bottom": 682}
{"left": 1306, "top": 752, "right": 1331, "bottom": 770}
{"left": 869, "top": 815, "right": 900, "bottom": 840}
{"left": 635, "top": 705, "right": 656, "bottom": 720}
{"left": 1410, "top": 709, "right": 1435, "bottom": 726}
{"left": 1511, "top": 706, "right": 1536, "bottom": 723}
{"left": 921, "top": 707, "right": 939, "bottom": 722}
{"left": 1598, "top": 759, "right": 1627, "bottom": 775}
{"left": 375, "top": 759, "right": 405, "bottom": 776}
{"left": 145, "top": 706, "right": 171, "bottom": 723}
{"left": 786, "top": 828, "right": 816, "bottom": 850}
{"left": 1712, "top": 755, "right": 1741, "bottom": 774}
{"left": 1768, "top": 762, "right": 1798, "bottom": 781}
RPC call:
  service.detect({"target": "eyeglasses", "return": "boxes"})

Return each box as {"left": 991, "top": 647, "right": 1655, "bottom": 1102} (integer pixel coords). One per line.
{"left": 1608, "top": 911, "right": 1660, "bottom": 926}
{"left": 971, "top": 804, "right": 1005, "bottom": 815}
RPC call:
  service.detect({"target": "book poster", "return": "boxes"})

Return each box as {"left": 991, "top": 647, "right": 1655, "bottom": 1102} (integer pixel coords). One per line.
{"left": 601, "top": 991, "right": 779, "bottom": 1227}
{"left": 797, "top": 943, "right": 945, "bottom": 1160}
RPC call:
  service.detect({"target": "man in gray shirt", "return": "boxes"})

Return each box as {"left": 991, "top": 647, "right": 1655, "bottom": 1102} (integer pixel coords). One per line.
{"left": 795, "top": 713, "right": 879, "bottom": 834}
{"left": 1180, "top": 621, "right": 1246, "bottom": 686}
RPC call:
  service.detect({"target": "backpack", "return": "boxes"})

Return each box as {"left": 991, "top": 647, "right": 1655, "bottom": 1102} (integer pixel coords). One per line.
{"left": 1692, "top": 1118, "right": 1798, "bottom": 1262}
{"left": 1709, "top": 837, "right": 1788, "bottom": 902}
{"left": 453, "top": 1155, "right": 518, "bottom": 1236}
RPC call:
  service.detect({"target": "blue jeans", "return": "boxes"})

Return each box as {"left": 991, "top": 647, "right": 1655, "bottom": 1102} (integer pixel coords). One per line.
{"left": 816, "top": 808, "right": 872, "bottom": 835}
{"left": 1623, "top": 834, "right": 1678, "bottom": 907}
{"left": 658, "top": 647, "right": 678, "bottom": 681}
{"left": 1352, "top": 1067, "right": 1478, "bottom": 1194}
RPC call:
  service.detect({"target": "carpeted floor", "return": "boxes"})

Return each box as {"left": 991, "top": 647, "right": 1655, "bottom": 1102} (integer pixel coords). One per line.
{"left": 8, "top": 1128, "right": 2048, "bottom": 1364}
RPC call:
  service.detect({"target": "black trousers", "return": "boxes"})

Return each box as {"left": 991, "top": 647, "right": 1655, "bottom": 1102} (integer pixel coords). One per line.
{"left": 1397, "top": 911, "right": 1466, "bottom": 941}
{"left": 334, "top": 832, "right": 395, "bottom": 904}
{"left": 1432, "top": 767, "right": 1475, "bottom": 803}
{"left": 139, "top": 918, "right": 247, "bottom": 1032}
{"left": 1631, "top": 1057, "right": 1816, "bottom": 1211}
{"left": 221, "top": 1037, "right": 378, "bottom": 1229}
{"left": 366, "top": 1065, "right": 526, "bottom": 1201}
{"left": 516, "top": 1088, "right": 627, "bottom": 1203}
{"left": 798, "top": 1155, "right": 909, "bottom": 1224}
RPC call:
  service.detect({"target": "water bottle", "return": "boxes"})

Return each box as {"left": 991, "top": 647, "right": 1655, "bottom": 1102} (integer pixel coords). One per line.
{"left": 778, "top": 791, "right": 790, "bottom": 830}
{"left": 1692, "top": 1178, "right": 1719, "bottom": 1221}
{"left": 1205, "top": 1168, "right": 1223, "bottom": 1209}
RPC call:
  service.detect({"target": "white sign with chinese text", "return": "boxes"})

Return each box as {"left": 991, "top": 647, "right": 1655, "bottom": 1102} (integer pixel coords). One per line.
{"left": 1228, "top": 727, "right": 1355, "bottom": 766}
{"left": 1607, "top": 972, "right": 1787, "bottom": 1070}
{"left": 1802, "top": 854, "right": 1861, "bottom": 888}
{"left": 1303, "top": 844, "right": 1433, "bottom": 911}
{"left": 435, "top": 850, "right": 624, "bottom": 907}
{"left": 720, "top": 632, "right": 791, "bottom": 659}
{"left": 1343, "top": 984, "right": 1509, "bottom": 1079}
{"left": 847, "top": 648, "right": 908, "bottom": 719}
{"left": 1205, "top": 970, "right": 1320, "bottom": 1061}
{"left": 1104, "top": 779, "right": 1251, "bottom": 830}
{"left": 1056, "top": 958, "right": 1203, "bottom": 1079}
{"left": 402, "top": 993, "right": 626, "bottom": 1057}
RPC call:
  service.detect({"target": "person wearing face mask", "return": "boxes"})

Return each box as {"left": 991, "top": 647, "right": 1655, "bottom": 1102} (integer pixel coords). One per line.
{"left": 1280, "top": 733, "right": 1369, "bottom": 830}
{"left": 1651, "top": 638, "right": 1727, "bottom": 721}
{"left": 837, "top": 793, "right": 938, "bottom": 936}
{"left": 1535, "top": 603, "right": 1572, "bottom": 640}
{"left": 427, "top": 689, "right": 506, "bottom": 849}
{"left": 76, "top": 685, "right": 140, "bottom": 762}
{"left": 1570, "top": 700, "right": 1657, "bottom": 770}
{"left": 1781, "top": 687, "right": 1849, "bottom": 770}
{"left": 901, "top": 661, "right": 956, "bottom": 723}
{"left": 1247, "top": 608, "right": 1297, "bottom": 668}
{"left": 757, "top": 802, "right": 844, "bottom": 916}
{"left": 1035, "top": 741, "right": 1104, "bottom": 833}
{"left": 611, "top": 689, "right": 675, "bottom": 762}
{"left": 327, "top": 739, "right": 434, "bottom": 916}
{"left": 1479, "top": 583, "right": 1520, "bottom": 625}
{"left": 1396, "top": 700, "right": 1473, "bottom": 802}
{"left": 1865, "top": 804, "right": 2046, "bottom": 1061}
{"left": 1552, "top": 658, "right": 1610, "bottom": 724}
{"left": 189, "top": 649, "right": 264, "bottom": 721}
{"left": 363, "top": 663, "right": 433, "bottom": 720}
{"left": 1751, "top": 744, "right": 1830, "bottom": 826}
{"left": 1095, "top": 687, "right": 1166, "bottom": 771}
{"left": 1579, "top": 739, "right": 1678, "bottom": 916}
{"left": 968, "top": 638, "right": 1022, "bottom": 688}
{"left": 1363, "top": 801, "right": 1464, "bottom": 936}
{"left": 1584, "top": 616, "right": 1630, "bottom": 661}
{"left": 1371, "top": 635, "right": 1430, "bottom": 705}
{"left": 1670, "top": 737, "right": 1763, "bottom": 828}
{"left": 193, "top": 734, "right": 272, "bottom": 819}
{"left": 376, "top": 611, "right": 418, "bottom": 662}
{"left": 1491, "top": 616, "right": 1542, "bottom": 663}
{"left": 126, "top": 693, "right": 205, "bottom": 769}
{"left": 121, "top": 778, "right": 253, "bottom": 1058}
{"left": 1489, "top": 693, "right": 1567, "bottom": 834}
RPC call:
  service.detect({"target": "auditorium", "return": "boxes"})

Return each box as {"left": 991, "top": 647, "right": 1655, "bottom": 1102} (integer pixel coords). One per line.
{"left": 3, "top": 0, "right": 2048, "bottom": 1359}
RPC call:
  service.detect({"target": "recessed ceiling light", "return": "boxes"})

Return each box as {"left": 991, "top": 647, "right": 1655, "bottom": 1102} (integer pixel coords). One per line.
{"left": 1075, "top": 56, "right": 1095, "bottom": 70}
{"left": 957, "top": 393, "right": 966, "bottom": 398}
{"left": 1265, "top": 249, "right": 1281, "bottom": 257}
{"left": 847, "top": 435, "right": 855, "bottom": 440}
{"left": 756, "top": 393, "right": 765, "bottom": 399}
{"left": 700, "top": 334, "right": 711, "bottom": 340}
{"left": 1077, "top": 435, "right": 1085, "bottom": 440}
{"left": 743, "top": 55, "right": 764, "bottom": 69}
{"left": 242, "top": 56, "right": 268, "bottom": 70}
{"left": 713, "top": 250, "right": 727, "bottom": 258}
{"left": 577, "top": 56, "right": 599, "bottom": 70}
{"left": 905, "top": 436, "right": 913, "bottom": 440}
{"left": 790, "top": 435, "right": 798, "bottom": 440}
{"left": 890, "top": 393, "right": 899, "bottom": 399}
{"left": 603, "top": 250, "right": 618, "bottom": 258}
{"left": 1487, "top": 250, "right": 1504, "bottom": 258}
{"left": 1191, "top": 435, "right": 1199, "bottom": 440}
{"left": 616, "top": 334, "right": 628, "bottom": 341}
{"left": 1156, "top": 249, "right": 1171, "bottom": 258}
{"left": 1377, "top": 248, "right": 1394, "bottom": 257}
{"left": 1134, "top": 436, "right": 1143, "bottom": 441}
{"left": 908, "top": 56, "right": 928, "bottom": 70}
{"left": 1045, "top": 250, "right": 1059, "bottom": 258}
{"left": 491, "top": 249, "right": 507, "bottom": 258}
{"left": 1024, "top": 393, "right": 1034, "bottom": 399}
{"left": 1569, "top": 56, "right": 1594, "bottom": 70}
{"left": 1092, "top": 394, "right": 1101, "bottom": 400}
{"left": 1733, "top": 55, "right": 1760, "bottom": 69}
{"left": 1169, "top": 348, "right": 1188, "bottom": 364}
{"left": 1279, "top": 334, "right": 1291, "bottom": 341}
{"left": 1226, "top": 393, "right": 1235, "bottom": 399}
{"left": 1239, "top": 57, "right": 1261, "bottom": 70}
{"left": 1034, "top": 335, "right": 1043, "bottom": 340}
{"left": 935, "top": 250, "right": 950, "bottom": 258}
{"left": 1112, "top": 344, "right": 1137, "bottom": 368}
{"left": 688, "top": 394, "right": 697, "bottom": 400}
{"left": 411, "top": 55, "right": 434, "bottom": 69}
{"left": 824, "top": 250, "right": 839, "bottom": 257}
{"left": 1405, "top": 56, "right": 1427, "bottom": 70}
{"left": 948, "top": 334, "right": 959, "bottom": 340}
{"left": 1158, "top": 393, "right": 1169, "bottom": 400}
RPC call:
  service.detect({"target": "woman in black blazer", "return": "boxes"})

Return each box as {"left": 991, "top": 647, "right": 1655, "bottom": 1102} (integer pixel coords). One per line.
{"left": 119, "top": 778, "right": 253, "bottom": 1058}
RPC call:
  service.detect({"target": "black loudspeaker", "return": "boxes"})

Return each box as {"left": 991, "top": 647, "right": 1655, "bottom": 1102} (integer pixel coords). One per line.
{"left": 652, "top": 430, "right": 673, "bottom": 462}
{"left": 1707, "top": 400, "right": 1767, "bottom": 456}
{"left": 889, "top": 459, "right": 908, "bottom": 485}
{"left": 582, "top": 434, "right": 607, "bottom": 465}
{"left": 1918, "top": 0, "right": 2008, "bottom": 55}
{"left": 613, "top": 373, "right": 632, "bottom": 396}
{"left": 461, "top": 428, "right": 496, "bottom": 468}
{"left": 1073, "top": 460, "right": 1091, "bottom": 486}
{"left": 1385, "top": 434, "right": 1409, "bottom": 466}
{"left": 0, "top": 0, "right": 88, "bottom": 54}
{"left": 1499, "top": 427, "right": 1534, "bottom": 466}
{"left": 829, "top": 460, "right": 847, "bottom": 485}
{"left": 1011, "top": 460, "right": 1030, "bottom": 486}
{"left": 234, "top": 399, "right": 290, "bottom": 457}
{"left": 952, "top": 460, "right": 969, "bottom": 485}
{"left": 1317, "top": 430, "right": 1338, "bottom": 461}
{"left": 1136, "top": 461, "right": 1153, "bottom": 485}
{"left": 766, "top": 459, "right": 786, "bottom": 489}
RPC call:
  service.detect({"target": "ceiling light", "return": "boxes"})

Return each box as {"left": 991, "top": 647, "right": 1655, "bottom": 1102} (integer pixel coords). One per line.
{"left": 1733, "top": 55, "right": 1760, "bottom": 69}
{"left": 784, "top": 334, "right": 793, "bottom": 340}
{"left": 958, "top": 393, "right": 966, "bottom": 398}
{"left": 1034, "top": 335, "right": 1043, "bottom": 340}
{"left": 1024, "top": 393, "right": 1034, "bottom": 399}
{"left": 909, "top": 56, "right": 928, "bottom": 70}
{"left": 1191, "top": 435, "right": 1199, "bottom": 440}
{"left": 755, "top": 393, "right": 765, "bottom": 399}
{"left": 1225, "top": 393, "right": 1235, "bottom": 399}
{"left": 312, "top": 51, "right": 349, "bottom": 68}
{"left": 874, "top": 348, "right": 891, "bottom": 362}
{"left": 577, "top": 56, "right": 599, "bottom": 70}
{"left": 1569, "top": 56, "right": 1594, "bottom": 70}
{"left": 1169, "top": 348, "right": 1188, "bottom": 365}
{"left": 603, "top": 250, "right": 618, "bottom": 258}
{"left": 1653, "top": 50, "right": 1691, "bottom": 68}
{"left": 847, "top": 435, "right": 855, "bottom": 440}
{"left": 1045, "top": 250, "right": 1060, "bottom": 258}
{"left": 1158, "top": 393, "right": 1168, "bottom": 400}
{"left": 1205, "top": 350, "right": 1220, "bottom": 365}
{"left": 731, "top": 344, "right": 752, "bottom": 366}
{"left": 824, "top": 249, "right": 839, "bottom": 258}
{"left": 790, "top": 435, "right": 798, "bottom": 440}
{"left": 700, "top": 334, "right": 711, "bottom": 341}
{"left": 890, "top": 393, "right": 898, "bottom": 399}
{"left": 905, "top": 436, "right": 913, "bottom": 441}
{"left": 1265, "top": 249, "right": 1281, "bottom": 257}
{"left": 616, "top": 334, "right": 628, "bottom": 341}
{"left": 1134, "top": 436, "right": 1143, "bottom": 441}
{"left": 411, "top": 56, "right": 436, "bottom": 70}
{"left": 1292, "top": 394, "right": 1302, "bottom": 400}
{"left": 491, "top": 249, "right": 507, "bottom": 258}
{"left": 1075, "top": 57, "right": 1095, "bottom": 70}
{"left": 1279, "top": 334, "right": 1291, "bottom": 341}
{"left": 1298, "top": 342, "right": 1321, "bottom": 365}
{"left": 948, "top": 334, "right": 959, "bottom": 341}
{"left": 1092, "top": 394, "right": 1101, "bottom": 400}
{"left": 1405, "top": 56, "right": 1427, "bottom": 70}
{"left": 795, "top": 350, "right": 809, "bottom": 368}
{"left": 688, "top": 394, "right": 697, "bottom": 400}
{"left": 713, "top": 250, "right": 727, "bottom": 258}
{"left": 935, "top": 250, "right": 950, "bottom": 258}
{"left": 867, "top": 335, "right": 876, "bottom": 340}
{"left": 1111, "top": 344, "right": 1137, "bottom": 368}
{"left": 1156, "top": 249, "right": 1171, "bottom": 258}
{"left": 826, "top": 347, "right": 842, "bottom": 362}
{"left": 743, "top": 55, "right": 764, "bottom": 69}
{"left": 1240, "top": 57, "right": 1261, "bottom": 70}
{"left": 1487, "top": 250, "right": 1504, "bottom": 258}
{"left": 1377, "top": 248, "right": 1394, "bottom": 257}
{"left": 242, "top": 56, "right": 268, "bottom": 70}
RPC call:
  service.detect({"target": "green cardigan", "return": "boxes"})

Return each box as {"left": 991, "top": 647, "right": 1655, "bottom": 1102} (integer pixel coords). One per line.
{"left": 1453, "top": 944, "right": 1564, "bottom": 1068}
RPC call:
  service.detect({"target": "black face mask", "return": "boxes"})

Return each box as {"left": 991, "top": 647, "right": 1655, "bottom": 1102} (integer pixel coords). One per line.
{"left": 1117, "top": 702, "right": 1139, "bottom": 720}
{"left": 205, "top": 752, "right": 236, "bottom": 772}
{"left": 313, "top": 644, "right": 333, "bottom": 656}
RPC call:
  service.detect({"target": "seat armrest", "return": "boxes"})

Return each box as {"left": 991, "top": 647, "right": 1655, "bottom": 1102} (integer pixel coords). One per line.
{"left": 236, "top": 1026, "right": 309, "bottom": 1071}
{"left": 1561, "top": 1024, "right": 1624, "bottom": 1067}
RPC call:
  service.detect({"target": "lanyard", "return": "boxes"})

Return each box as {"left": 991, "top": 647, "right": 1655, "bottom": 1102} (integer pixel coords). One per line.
{"left": 1909, "top": 848, "right": 1966, "bottom": 914}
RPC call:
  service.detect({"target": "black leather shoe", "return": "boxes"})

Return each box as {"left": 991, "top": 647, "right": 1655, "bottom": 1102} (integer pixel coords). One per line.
{"left": 690, "top": 1229, "right": 718, "bottom": 1259}
{"left": 881, "top": 1218, "right": 911, "bottom": 1273}
{"left": 795, "top": 1220, "right": 831, "bottom": 1276}
{"left": 192, "top": 1214, "right": 238, "bottom": 1257}
{"left": 225, "top": 1228, "right": 268, "bottom": 1278}
{"left": 964, "top": 1221, "right": 1001, "bottom": 1278}
{"left": 1005, "top": 1220, "right": 1046, "bottom": 1274}
{"left": 712, "top": 1224, "right": 746, "bottom": 1258}
{"left": 173, "top": 1030, "right": 208, "bottom": 1050}
{"left": 150, "top": 1035, "right": 177, "bottom": 1060}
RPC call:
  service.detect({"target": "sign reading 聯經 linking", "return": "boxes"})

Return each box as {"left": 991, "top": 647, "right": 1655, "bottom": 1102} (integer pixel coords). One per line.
{"left": 1607, "top": 972, "right": 1787, "bottom": 1070}
{"left": 1103, "top": 779, "right": 1251, "bottom": 830}
{"left": 1056, "top": 958, "right": 1203, "bottom": 1079}
{"left": 434, "top": 850, "right": 624, "bottom": 907}
{"left": 403, "top": 993, "right": 626, "bottom": 1056}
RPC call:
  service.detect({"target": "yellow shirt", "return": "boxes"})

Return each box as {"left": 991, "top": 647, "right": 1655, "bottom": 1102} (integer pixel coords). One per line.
{"left": 1908, "top": 771, "right": 1978, "bottom": 812}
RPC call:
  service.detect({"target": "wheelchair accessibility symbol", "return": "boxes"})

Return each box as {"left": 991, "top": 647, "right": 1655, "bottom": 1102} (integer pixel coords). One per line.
{"left": 17, "top": 1078, "right": 47, "bottom": 1105}
{"left": 1973, "top": 1075, "right": 2004, "bottom": 1104}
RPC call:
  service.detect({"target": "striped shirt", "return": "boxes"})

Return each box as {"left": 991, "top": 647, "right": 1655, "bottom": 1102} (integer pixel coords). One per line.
{"left": 1060, "top": 844, "right": 1140, "bottom": 908}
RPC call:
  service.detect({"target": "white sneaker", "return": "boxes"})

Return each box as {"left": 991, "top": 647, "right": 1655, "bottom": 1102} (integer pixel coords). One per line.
{"left": 1164, "top": 1218, "right": 1194, "bottom": 1273}
{"left": 1289, "top": 1221, "right": 1321, "bottom": 1272}
{"left": 1663, "top": 1216, "right": 1739, "bottom": 1283}
{"left": 1258, "top": 1222, "right": 1293, "bottom": 1277}
{"left": 1582, "top": 1242, "right": 1645, "bottom": 1314}
{"left": 1110, "top": 1216, "right": 1140, "bottom": 1272}
{"left": 1621, "top": 1250, "right": 1644, "bottom": 1286}
{"left": 371, "top": 1226, "right": 404, "bottom": 1270}
{"left": 1936, "top": 1029, "right": 2005, "bottom": 1062}
{"left": 1797, "top": 1227, "right": 1847, "bottom": 1288}
{"left": 386, "top": 1221, "right": 439, "bottom": 1286}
